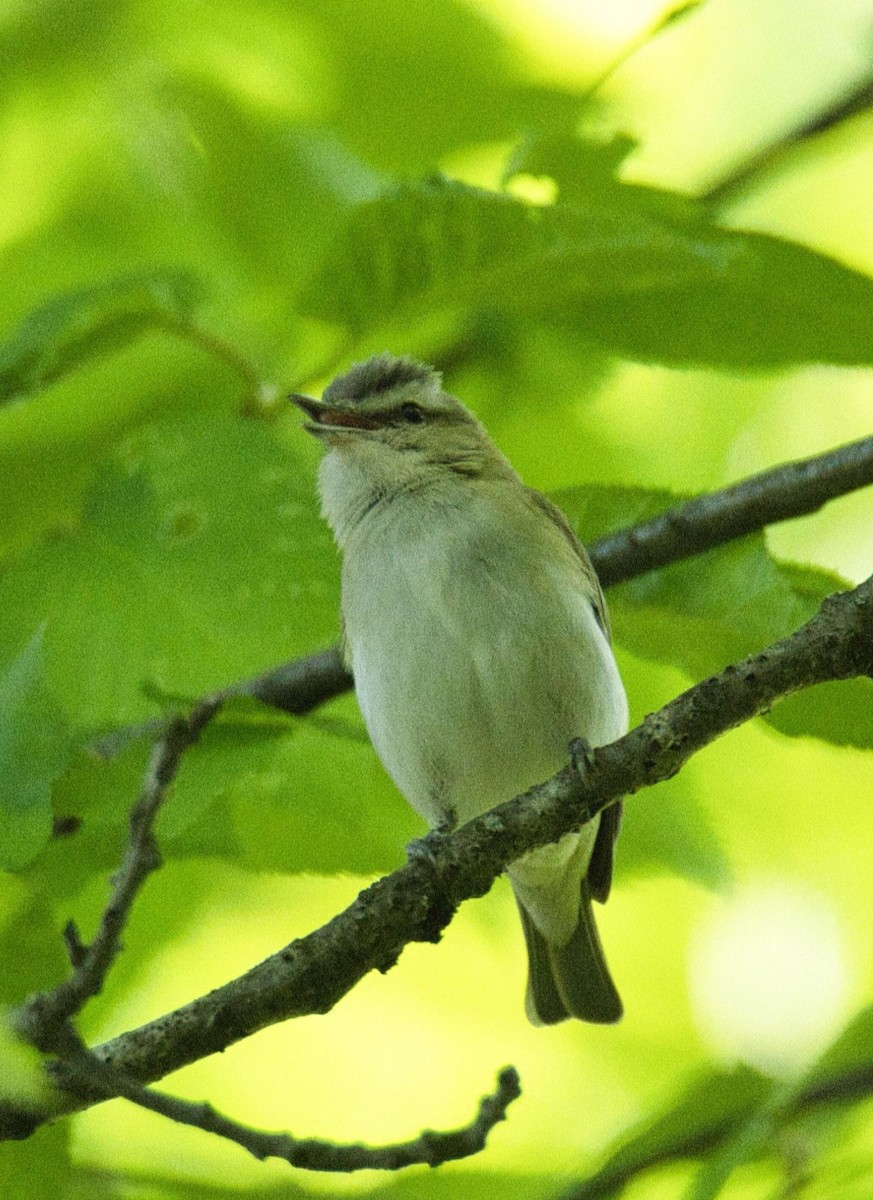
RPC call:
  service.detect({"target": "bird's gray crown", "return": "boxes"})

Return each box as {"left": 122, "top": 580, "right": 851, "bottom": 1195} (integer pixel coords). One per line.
{"left": 323, "top": 353, "right": 441, "bottom": 405}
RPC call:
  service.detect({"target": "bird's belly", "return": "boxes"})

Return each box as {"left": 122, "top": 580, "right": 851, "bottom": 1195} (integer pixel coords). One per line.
{"left": 344, "top": 537, "right": 627, "bottom": 830}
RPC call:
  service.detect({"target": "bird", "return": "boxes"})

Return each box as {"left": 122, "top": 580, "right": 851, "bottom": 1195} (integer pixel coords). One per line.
{"left": 292, "top": 352, "right": 628, "bottom": 1024}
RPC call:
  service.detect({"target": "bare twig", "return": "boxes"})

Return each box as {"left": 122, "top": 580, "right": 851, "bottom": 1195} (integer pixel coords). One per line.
{"left": 56, "top": 1047, "right": 520, "bottom": 1172}
{"left": 703, "top": 72, "right": 873, "bottom": 207}
{"left": 18, "top": 699, "right": 222, "bottom": 1049}
{"left": 589, "top": 433, "right": 873, "bottom": 587}
{"left": 6, "top": 574, "right": 869, "bottom": 1137}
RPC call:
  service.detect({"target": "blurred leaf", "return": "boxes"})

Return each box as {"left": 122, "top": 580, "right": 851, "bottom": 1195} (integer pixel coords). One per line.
{"left": 804, "top": 1003, "right": 873, "bottom": 1096}
{"left": 144, "top": 77, "right": 383, "bottom": 293}
{"left": 155, "top": 694, "right": 418, "bottom": 875}
{"left": 618, "top": 776, "right": 731, "bottom": 891}
{"left": 0, "top": 271, "right": 201, "bottom": 404}
{"left": 301, "top": 175, "right": 873, "bottom": 368}
{"left": 0, "top": 414, "right": 337, "bottom": 732}
{"left": 0, "top": 1118, "right": 73, "bottom": 1200}
{"left": 0, "top": 1008, "right": 53, "bottom": 1109}
{"left": 294, "top": 0, "right": 578, "bottom": 170}
{"left": 0, "top": 630, "right": 73, "bottom": 871}
{"left": 573, "top": 1064, "right": 772, "bottom": 1199}
{"left": 300, "top": 176, "right": 739, "bottom": 338}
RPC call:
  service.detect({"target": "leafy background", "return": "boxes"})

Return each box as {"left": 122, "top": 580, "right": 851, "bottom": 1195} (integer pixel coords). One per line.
{"left": 1, "top": 0, "right": 872, "bottom": 1197}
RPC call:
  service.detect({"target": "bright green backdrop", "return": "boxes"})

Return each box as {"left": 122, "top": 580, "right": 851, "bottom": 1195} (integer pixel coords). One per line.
{"left": 1, "top": 1, "right": 872, "bottom": 1197}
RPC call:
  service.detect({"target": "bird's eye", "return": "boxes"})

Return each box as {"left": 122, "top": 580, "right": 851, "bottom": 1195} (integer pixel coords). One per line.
{"left": 400, "top": 402, "right": 425, "bottom": 424}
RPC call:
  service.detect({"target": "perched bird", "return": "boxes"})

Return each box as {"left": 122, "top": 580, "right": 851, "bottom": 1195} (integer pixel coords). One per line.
{"left": 293, "top": 353, "right": 627, "bottom": 1024}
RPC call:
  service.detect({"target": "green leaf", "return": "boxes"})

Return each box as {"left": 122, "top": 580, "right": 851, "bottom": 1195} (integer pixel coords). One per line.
{"left": 0, "top": 1008, "right": 53, "bottom": 1109}
{"left": 0, "top": 271, "right": 201, "bottom": 404}
{"left": 0, "top": 1118, "right": 73, "bottom": 1200}
{"left": 804, "top": 1003, "right": 873, "bottom": 1096}
{"left": 301, "top": 174, "right": 873, "bottom": 368}
{"left": 44, "top": 698, "right": 414, "bottom": 898}
{"left": 300, "top": 176, "right": 739, "bottom": 338}
{"left": 0, "top": 415, "right": 337, "bottom": 733}
{"left": 617, "top": 775, "right": 731, "bottom": 891}
{"left": 0, "top": 630, "right": 72, "bottom": 871}
{"left": 159, "top": 694, "right": 418, "bottom": 875}
{"left": 574, "top": 1065, "right": 772, "bottom": 1199}
{"left": 146, "top": 78, "right": 383, "bottom": 293}
{"left": 292, "top": 0, "right": 579, "bottom": 171}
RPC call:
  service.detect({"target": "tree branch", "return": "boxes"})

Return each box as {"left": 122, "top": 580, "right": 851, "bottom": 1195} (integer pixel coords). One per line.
{"left": 225, "top": 431, "right": 873, "bottom": 717}
{"left": 56, "top": 1046, "right": 520, "bottom": 1172}
{"left": 6, "top": 573, "right": 870, "bottom": 1138}
{"left": 589, "top": 433, "right": 873, "bottom": 587}
{"left": 16, "top": 700, "right": 222, "bottom": 1050}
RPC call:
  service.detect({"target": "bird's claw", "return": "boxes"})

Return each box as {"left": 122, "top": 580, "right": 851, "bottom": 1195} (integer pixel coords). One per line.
{"left": 569, "top": 736, "right": 596, "bottom": 777}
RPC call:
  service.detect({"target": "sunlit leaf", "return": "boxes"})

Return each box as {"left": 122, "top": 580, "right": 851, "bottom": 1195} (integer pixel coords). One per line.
{"left": 301, "top": 175, "right": 873, "bottom": 368}
{"left": 0, "top": 630, "right": 72, "bottom": 871}
{"left": 618, "top": 776, "right": 731, "bottom": 891}
{"left": 0, "top": 415, "right": 338, "bottom": 733}
{"left": 0, "top": 271, "right": 201, "bottom": 404}
{"left": 159, "top": 695, "right": 418, "bottom": 875}
{"left": 0, "top": 1009, "right": 53, "bottom": 1109}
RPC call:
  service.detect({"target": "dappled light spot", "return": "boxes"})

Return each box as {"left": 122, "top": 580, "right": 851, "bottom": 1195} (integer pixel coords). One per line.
{"left": 688, "top": 882, "right": 851, "bottom": 1073}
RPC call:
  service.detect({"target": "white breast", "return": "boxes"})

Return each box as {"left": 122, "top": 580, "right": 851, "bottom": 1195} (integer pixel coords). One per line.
{"left": 339, "top": 483, "right": 628, "bottom": 831}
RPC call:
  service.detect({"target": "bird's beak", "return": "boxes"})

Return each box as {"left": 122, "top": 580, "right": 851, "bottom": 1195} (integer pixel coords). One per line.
{"left": 290, "top": 393, "right": 382, "bottom": 438}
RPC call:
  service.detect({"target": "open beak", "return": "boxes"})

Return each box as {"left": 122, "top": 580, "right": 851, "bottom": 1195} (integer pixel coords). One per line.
{"left": 290, "top": 393, "right": 382, "bottom": 437}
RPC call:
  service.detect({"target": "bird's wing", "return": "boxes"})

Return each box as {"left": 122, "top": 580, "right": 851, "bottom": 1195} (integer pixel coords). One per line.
{"left": 525, "top": 486, "right": 622, "bottom": 905}
{"left": 339, "top": 609, "right": 353, "bottom": 671}
{"left": 523, "top": 487, "right": 612, "bottom": 642}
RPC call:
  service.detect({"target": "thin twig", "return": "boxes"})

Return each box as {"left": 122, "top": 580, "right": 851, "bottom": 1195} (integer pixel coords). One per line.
{"left": 56, "top": 1047, "right": 520, "bottom": 1172}
{"left": 561, "top": 1053, "right": 873, "bottom": 1198}
{"left": 6, "top": 574, "right": 869, "bottom": 1136}
{"left": 703, "top": 72, "right": 873, "bottom": 207}
{"left": 19, "top": 699, "right": 222, "bottom": 1045}
{"left": 589, "top": 433, "right": 873, "bottom": 587}
{"left": 579, "top": 0, "right": 705, "bottom": 107}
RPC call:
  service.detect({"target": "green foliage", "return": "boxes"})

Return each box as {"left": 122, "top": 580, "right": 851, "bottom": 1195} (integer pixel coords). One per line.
{"left": 301, "top": 173, "right": 873, "bottom": 367}
{"left": 561, "top": 484, "right": 873, "bottom": 748}
{"left": 577, "top": 1005, "right": 873, "bottom": 1198}
{"left": 0, "top": 631, "right": 73, "bottom": 870}
{"left": 0, "top": 415, "right": 337, "bottom": 731}
{"left": 0, "top": 271, "right": 200, "bottom": 405}
{"left": 1, "top": 0, "right": 871, "bottom": 1197}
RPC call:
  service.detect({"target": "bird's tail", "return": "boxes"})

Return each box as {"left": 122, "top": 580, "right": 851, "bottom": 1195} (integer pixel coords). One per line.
{"left": 517, "top": 885, "right": 622, "bottom": 1025}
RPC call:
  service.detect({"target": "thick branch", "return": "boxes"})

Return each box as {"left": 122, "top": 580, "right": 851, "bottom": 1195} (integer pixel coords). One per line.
{"left": 6, "top": 574, "right": 870, "bottom": 1137}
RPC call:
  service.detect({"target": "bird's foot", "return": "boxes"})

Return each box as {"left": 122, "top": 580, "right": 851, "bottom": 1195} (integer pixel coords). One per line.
{"left": 569, "top": 736, "right": 596, "bottom": 777}
{"left": 405, "top": 810, "right": 458, "bottom": 943}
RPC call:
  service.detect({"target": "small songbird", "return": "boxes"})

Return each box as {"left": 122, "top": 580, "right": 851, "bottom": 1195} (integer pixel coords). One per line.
{"left": 292, "top": 354, "right": 628, "bottom": 1024}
